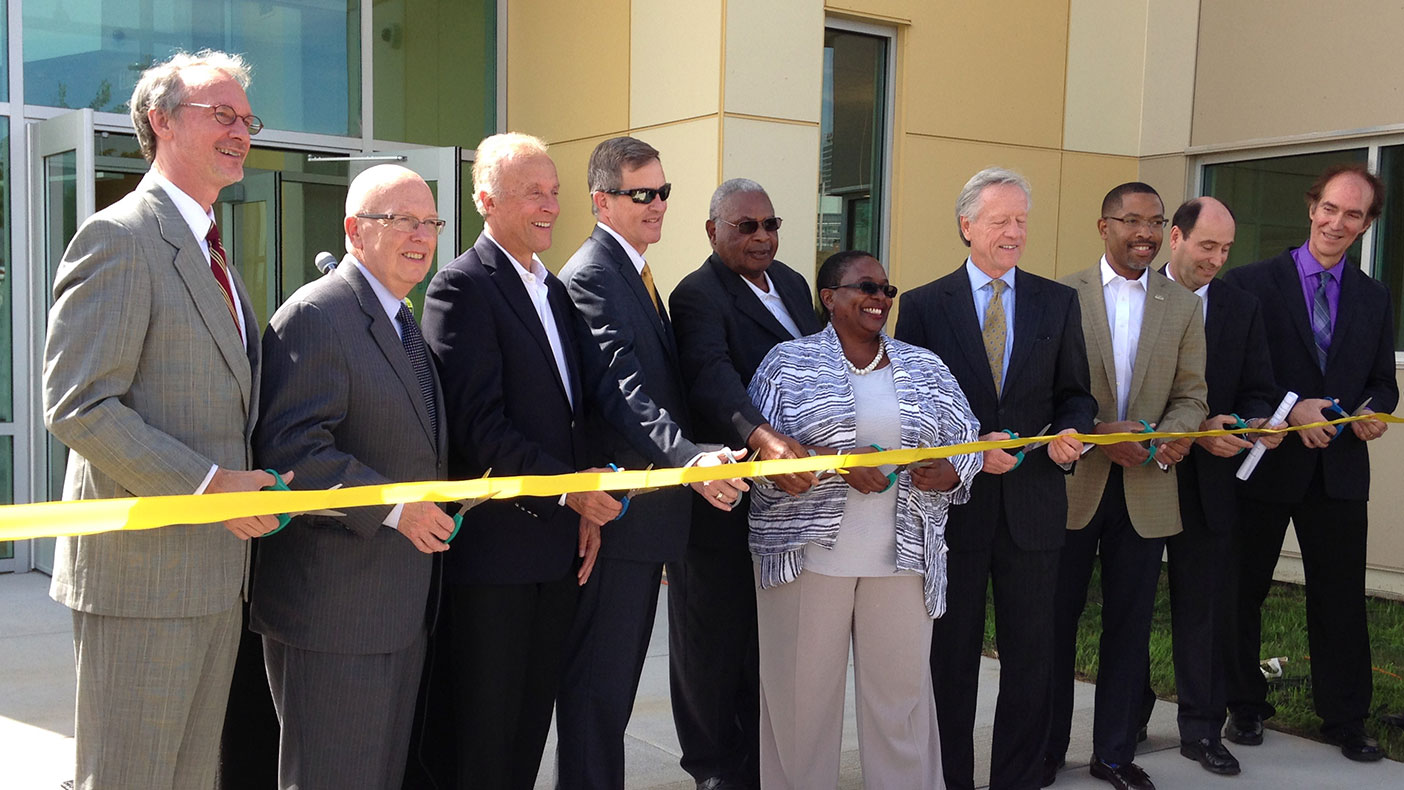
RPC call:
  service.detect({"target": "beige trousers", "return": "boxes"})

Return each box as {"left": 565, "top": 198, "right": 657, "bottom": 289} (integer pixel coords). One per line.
{"left": 755, "top": 568, "right": 943, "bottom": 790}
{"left": 71, "top": 605, "right": 241, "bottom": 790}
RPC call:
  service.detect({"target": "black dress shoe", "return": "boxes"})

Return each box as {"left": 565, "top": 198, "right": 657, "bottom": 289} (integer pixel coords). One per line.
{"left": 1322, "top": 729, "right": 1384, "bottom": 762}
{"left": 1224, "top": 712, "right": 1263, "bottom": 745}
{"left": 1041, "top": 755, "right": 1064, "bottom": 787}
{"left": 1180, "top": 738, "right": 1241, "bottom": 775}
{"left": 1090, "top": 758, "right": 1156, "bottom": 790}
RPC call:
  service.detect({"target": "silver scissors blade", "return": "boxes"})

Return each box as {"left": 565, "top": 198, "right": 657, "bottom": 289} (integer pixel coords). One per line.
{"left": 455, "top": 468, "right": 495, "bottom": 512}
{"left": 626, "top": 464, "right": 659, "bottom": 499}
{"left": 286, "top": 483, "right": 345, "bottom": 517}
{"left": 1020, "top": 423, "right": 1057, "bottom": 451}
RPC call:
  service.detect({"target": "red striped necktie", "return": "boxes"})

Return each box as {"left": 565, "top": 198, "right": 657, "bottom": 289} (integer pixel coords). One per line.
{"left": 205, "top": 221, "right": 240, "bottom": 331}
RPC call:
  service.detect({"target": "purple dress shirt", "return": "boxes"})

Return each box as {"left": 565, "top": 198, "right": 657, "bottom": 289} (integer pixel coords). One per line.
{"left": 1292, "top": 244, "right": 1341, "bottom": 337}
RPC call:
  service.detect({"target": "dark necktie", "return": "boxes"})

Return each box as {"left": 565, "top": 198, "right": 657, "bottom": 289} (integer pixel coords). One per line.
{"left": 982, "top": 279, "right": 1008, "bottom": 393}
{"left": 396, "top": 303, "right": 439, "bottom": 439}
{"left": 1311, "top": 270, "right": 1333, "bottom": 372}
{"left": 205, "top": 222, "right": 240, "bottom": 331}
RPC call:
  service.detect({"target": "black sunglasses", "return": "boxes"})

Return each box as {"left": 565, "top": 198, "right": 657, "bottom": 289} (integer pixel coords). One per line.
{"left": 600, "top": 183, "right": 672, "bottom": 204}
{"left": 829, "top": 282, "right": 898, "bottom": 299}
{"left": 718, "top": 216, "right": 783, "bottom": 235}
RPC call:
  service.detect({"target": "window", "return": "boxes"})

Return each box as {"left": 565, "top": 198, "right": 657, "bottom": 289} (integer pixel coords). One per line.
{"left": 1200, "top": 145, "right": 1404, "bottom": 354}
{"left": 23, "top": 1, "right": 361, "bottom": 136}
{"left": 818, "top": 22, "right": 892, "bottom": 272}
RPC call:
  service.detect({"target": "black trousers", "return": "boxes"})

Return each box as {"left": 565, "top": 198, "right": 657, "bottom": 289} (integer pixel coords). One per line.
{"left": 1136, "top": 509, "right": 1233, "bottom": 742}
{"left": 667, "top": 540, "right": 760, "bottom": 788}
{"left": 932, "top": 514, "right": 1059, "bottom": 790}
{"left": 1227, "top": 471, "right": 1372, "bottom": 734}
{"left": 448, "top": 575, "right": 579, "bottom": 790}
{"left": 555, "top": 557, "right": 666, "bottom": 790}
{"left": 1049, "top": 469, "right": 1166, "bottom": 765}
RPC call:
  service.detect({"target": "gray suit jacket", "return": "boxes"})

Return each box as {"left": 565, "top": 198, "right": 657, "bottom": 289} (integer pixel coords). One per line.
{"left": 250, "top": 259, "right": 446, "bottom": 654}
{"left": 44, "top": 174, "right": 259, "bottom": 618}
{"left": 1060, "top": 264, "right": 1208, "bottom": 539}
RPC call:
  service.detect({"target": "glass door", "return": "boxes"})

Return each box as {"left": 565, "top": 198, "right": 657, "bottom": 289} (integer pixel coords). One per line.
{"left": 26, "top": 109, "right": 96, "bottom": 574}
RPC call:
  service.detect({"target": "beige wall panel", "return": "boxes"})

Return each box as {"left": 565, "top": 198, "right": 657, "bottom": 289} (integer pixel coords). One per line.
{"left": 631, "top": 1, "right": 722, "bottom": 128}
{"left": 1194, "top": 1, "right": 1404, "bottom": 147}
{"left": 899, "top": 1, "right": 1069, "bottom": 149}
{"left": 726, "top": 0, "right": 823, "bottom": 123}
{"left": 506, "top": 0, "right": 630, "bottom": 143}
{"left": 1138, "top": 154, "right": 1189, "bottom": 209}
{"left": 535, "top": 134, "right": 612, "bottom": 274}
{"left": 1139, "top": 0, "right": 1197, "bottom": 156}
{"left": 889, "top": 135, "right": 1063, "bottom": 297}
{"left": 1064, "top": 0, "right": 1146, "bottom": 157}
{"left": 1054, "top": 152, "right": 1139, "bottom": 278}
{"left": 721, "top": 117, "right": 822, "bottom": 290}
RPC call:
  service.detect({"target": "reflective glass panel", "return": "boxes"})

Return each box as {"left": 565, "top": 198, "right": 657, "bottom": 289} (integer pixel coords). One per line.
{"left": 1372, "top": 145, "right": 1404, "bottom": 350}
{"left": 0, "top": 437, "right": 12, "bottom": 562}
{"left": 0, "top": 120, "right": 11, "bottom": 422}
{"left": 23, "top": 1, "right": 361, "bottom": 136}
{"left": 1201, "top": 149, "right": 1367, "bottom": 274}
{"left": 373, "top": 0, "right": 496, "bottom": 147}
{"left": 818, "top": 29, "right": 888, "bottom": 272}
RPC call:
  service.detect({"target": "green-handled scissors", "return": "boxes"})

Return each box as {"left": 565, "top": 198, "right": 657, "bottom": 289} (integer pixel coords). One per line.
{"left": 448, "top": 468, "right": 497, "bottom": 543}
{"left": 258, "top": 470, "right": 345, "bottom": 537}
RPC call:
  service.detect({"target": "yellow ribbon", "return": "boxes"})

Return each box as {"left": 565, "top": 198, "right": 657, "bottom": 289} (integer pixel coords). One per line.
{"left": 3, "top": 413, "right": 1397, "bottom": 541}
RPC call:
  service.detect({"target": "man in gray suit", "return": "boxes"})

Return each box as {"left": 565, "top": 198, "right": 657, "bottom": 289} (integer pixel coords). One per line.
{"left": 43, "top": 50, "right": 283, "bottom": 790}
{"left": 251, "top": 164, "right": 455, "bottom": 789}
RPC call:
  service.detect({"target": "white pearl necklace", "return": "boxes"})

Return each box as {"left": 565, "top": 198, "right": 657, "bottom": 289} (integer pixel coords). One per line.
{"left": 845, "top": 339, "right": 885, "bottom": 375}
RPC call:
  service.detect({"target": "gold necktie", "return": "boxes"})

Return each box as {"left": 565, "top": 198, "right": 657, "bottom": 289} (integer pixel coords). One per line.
{"left": 983, "top": 279, "right": 1007, "bottom": 393}
{"left": 640, "top": 262, "right": 661, "bottom": 313}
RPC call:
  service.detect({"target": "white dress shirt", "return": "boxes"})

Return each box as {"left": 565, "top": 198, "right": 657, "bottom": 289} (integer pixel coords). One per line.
{"left": 741, "top": 270, "right": 803, "bottom": 339}
{"left": 484, "top": 230, "right": 575, "bottom": 408}
{"left": 1100, "top": 256, "right": 1148, "bottom": 421}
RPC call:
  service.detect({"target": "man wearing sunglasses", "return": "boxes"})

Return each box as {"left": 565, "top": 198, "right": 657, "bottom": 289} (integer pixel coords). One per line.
{"left": 42, "top": 50, "right": 282, "bottom": 790}
{"left": 894, "top": 167, "right": 1095, "bottom": 790}
{"left": 668, "top": 178, "right": 822, "bottom": 790}
{"left": 1050, "top": 183, "right": 1207, "bottom": 790}
{"left": 558, "top": 136, "right": 748, "bottom": 789}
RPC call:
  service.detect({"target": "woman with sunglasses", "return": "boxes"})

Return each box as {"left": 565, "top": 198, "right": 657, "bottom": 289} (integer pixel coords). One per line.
{"left": 746, "top": 250, "right": 982, "bottom": 789}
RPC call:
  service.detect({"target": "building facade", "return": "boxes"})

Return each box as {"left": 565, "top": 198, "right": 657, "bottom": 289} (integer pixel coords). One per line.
{"left": 3, "top": 0, "right": 1403, "bottom": 593}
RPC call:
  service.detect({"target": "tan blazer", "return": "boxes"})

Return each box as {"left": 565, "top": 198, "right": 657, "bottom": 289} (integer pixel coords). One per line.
{"left": 43, "top": 174, "right": 259, "bottom": 618}
{"left": 1060, "top": 264, "right": 1207, "bottom": 539}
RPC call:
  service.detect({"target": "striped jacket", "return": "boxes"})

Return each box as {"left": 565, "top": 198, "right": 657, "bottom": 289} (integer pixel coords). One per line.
{"left": 747, "top": 324, "right": 982, "bottom": 616}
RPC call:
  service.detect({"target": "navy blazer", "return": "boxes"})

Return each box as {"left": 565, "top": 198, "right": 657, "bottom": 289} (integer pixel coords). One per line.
{"left": 895, "top": 264, "right": 1096, "bottom": 552}
{"left": 561, "top": 225, "right": 702, "bottom": 563}
{"left": 1166, "top": 275, "right": 1276, "bottom": 533}
{"left": 1223, "top": 250, "right": 1398, "bottom": 502}
{"left": 670, "top": 254, "right": 821, "bottom": 547}
{"left": 422, "top": 233, "right": 590, "bottom": 584}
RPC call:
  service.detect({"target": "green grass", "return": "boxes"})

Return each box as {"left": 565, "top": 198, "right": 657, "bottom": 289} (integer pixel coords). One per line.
{"left": 982, "top": 563, "right": 1404, "bottom": 760}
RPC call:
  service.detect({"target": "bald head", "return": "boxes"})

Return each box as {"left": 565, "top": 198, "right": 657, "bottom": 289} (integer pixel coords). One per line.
{"left": 343, "top": 164, "right": 439, "bottom": 299}
{"left": 1168, "top": 196, "right": 1235, "bottom": 291}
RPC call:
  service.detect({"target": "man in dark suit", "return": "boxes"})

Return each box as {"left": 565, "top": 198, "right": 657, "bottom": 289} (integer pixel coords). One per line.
{"left": 894, "top": 167, "right": 1095, "bottom": 790}
{"left": 252, "top": 165, "right": 456, "bottom": 790}
{"left": 557, "top": 136, "right": 747, "bottom": 790}
{"left": 421, "top": 133, "right": 621, "bottom": 790}
{"left": 42, "top": 51, "right": 282, "bottom": 790}
{"left": 1222, "top": 164, "right": 1398, "bottom": 762}
{"left": 1052, "top": 183, "right": 1207, "bottom": 790}
{"left": 669, "top": 178, "right": 822, "bottom": 790}
{"left": 1134, "top": 197, "right": 1281, "bottom": 776}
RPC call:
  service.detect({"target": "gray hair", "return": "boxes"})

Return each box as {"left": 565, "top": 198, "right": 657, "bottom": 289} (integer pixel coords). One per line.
{"left": 131, "top": 50, "right": 252, "bottom": 163}
{"left": 587, "top": 136, "right": 661, "bottom": 216}
{"left": 709, "top": 178, "right": 768, "bottom": 220}
{"left": 954, "top": 167, "right": 1032, "bottom": 247}
{"left": 471, "top": 132, "right": 550, "bottom": 217}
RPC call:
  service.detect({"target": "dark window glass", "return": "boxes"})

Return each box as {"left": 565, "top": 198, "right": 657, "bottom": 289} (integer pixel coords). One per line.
{"left": 818, "top": 29, "right": 887, "bottom": 272}
{"left": 24, "top": 1, "right": 360, "bottom": 137}
{"left": 373, "top": 0, "right": 496, "bottom": 147}
{"left": 1372, "top": 145, "right": 1404, "bottom": 350}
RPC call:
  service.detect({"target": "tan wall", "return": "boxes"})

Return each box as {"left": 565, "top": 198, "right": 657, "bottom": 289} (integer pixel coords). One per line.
{"left": 1194, "top": 0, "right": 1404, "bottom": 147}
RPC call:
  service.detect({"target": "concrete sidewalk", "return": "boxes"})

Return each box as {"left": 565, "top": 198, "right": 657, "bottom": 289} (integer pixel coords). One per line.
{"left": 2, "top": 570, "right": 1400, "bottom": 789}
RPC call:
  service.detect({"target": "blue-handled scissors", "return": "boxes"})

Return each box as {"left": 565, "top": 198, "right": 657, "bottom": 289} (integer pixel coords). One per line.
{"left": 608, "top": 463, "right": 658, "bottom": 520}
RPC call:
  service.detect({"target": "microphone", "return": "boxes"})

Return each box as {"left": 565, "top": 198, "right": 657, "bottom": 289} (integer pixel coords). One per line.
{"left": 315, "top": 251, "right": 338, "bottom": 274}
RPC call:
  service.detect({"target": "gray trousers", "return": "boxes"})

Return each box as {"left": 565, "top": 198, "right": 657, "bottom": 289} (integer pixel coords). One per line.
{"left": 72, "top": 605, "right": 241, "bottom": 790}
{"left": 264, "top": 629, "right": 427, "bottom": 790}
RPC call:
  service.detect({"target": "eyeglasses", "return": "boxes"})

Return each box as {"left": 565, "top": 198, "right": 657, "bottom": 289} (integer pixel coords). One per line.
{"left": 1102, "top": 215, "right": 1168, "bottom": 230}
{"left": 180, "top": 102, "right": 264, "bottom": 134}
{"left": 600, "top": 183, "right": 672, "bottom": 204}
{"left": 828, "top": 282, "right": 898, "bottom": 299}
{"left": 718, "top": 216, "right": 783, "bottom": 235}
{"left": 355, "top": 213, "right": 448, "bottom": 235}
